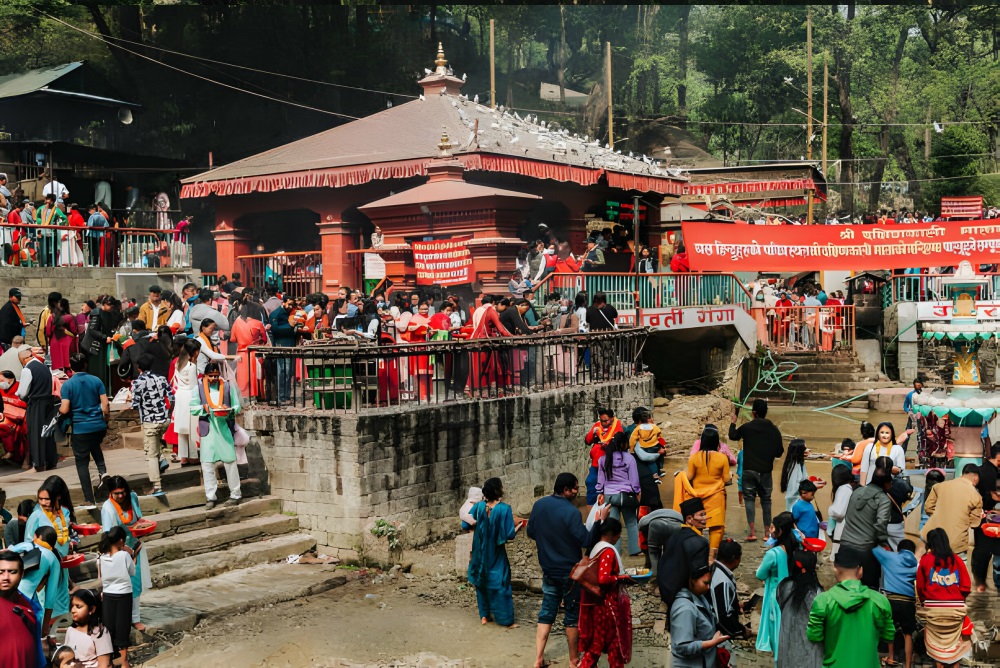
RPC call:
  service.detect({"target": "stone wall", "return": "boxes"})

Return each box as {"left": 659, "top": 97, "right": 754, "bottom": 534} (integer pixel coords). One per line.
{"left": 1, "top": 266, "right": 198, "bottom": 344}
{"left": 244, "top": 375, "right": 654, "bottom": 555}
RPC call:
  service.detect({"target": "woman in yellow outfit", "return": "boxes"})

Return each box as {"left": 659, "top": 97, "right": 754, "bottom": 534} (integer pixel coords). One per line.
{"left": 675, "top": 424, "right": 730, "bottom": 554}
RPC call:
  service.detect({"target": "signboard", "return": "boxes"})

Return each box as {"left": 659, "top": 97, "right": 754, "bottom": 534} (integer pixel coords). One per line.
{"left": 617, "top": 306, "right": 739, "bottom": 329}
{"left": 682, "top": 220, "right": 1000, "bottom": 272}
{"left": 411, "top": 236, "right": 473, "bottom": 287}
{"left": 941, "top": 196, "right": 983, "bottom": 220}
{"left": 363, "top": 252, "right": 386, "bottom": 280}
{"left": 917, "top": 300, "right": 1000, "bottom": 321}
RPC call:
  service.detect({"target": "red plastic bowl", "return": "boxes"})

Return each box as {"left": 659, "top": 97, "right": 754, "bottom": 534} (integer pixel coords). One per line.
{"left": 60, "top": 553, "right": 85, "bottom": 569}
{"left": 802, "top": 537, "right": 827, "bottom": 552}
{"left": 982, "top": 523, "right": 1000, "bottom": 539}
{"left": 71, "top": 523, "right": 102, "bottom": 536}
{"left": 808, "top": 476, "right": 825, "bottom": 484}
{"left": 212, "top": 407, "right": 231, "bottom": 417}
{"left": 130, "top": 520, "right": 157, "bottom": 538}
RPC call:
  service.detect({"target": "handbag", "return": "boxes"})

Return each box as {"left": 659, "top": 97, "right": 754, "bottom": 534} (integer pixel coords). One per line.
{"left": 618, "top": 492, "right": 639, "bottom": 510}
{"left": 569, "top": 554, "right": 603, "bottom": 597}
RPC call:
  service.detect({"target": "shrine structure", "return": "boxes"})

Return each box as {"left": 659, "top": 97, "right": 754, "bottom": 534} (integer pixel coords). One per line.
{"left": 181, "top": 44, "right": 827, "bottom": 295}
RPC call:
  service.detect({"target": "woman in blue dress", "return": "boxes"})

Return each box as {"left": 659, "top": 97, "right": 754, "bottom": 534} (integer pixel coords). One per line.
{"left": 24, "top": 476, "right": 75, "bottom": 627}
{"left": 755, "top": 511, "right": 798, "bottom": 663}
{"left": 101, "top": 475, "right": 152, "bottom": 631}
{"left": 467, "top": 477, "right": 521, "bottom": 627}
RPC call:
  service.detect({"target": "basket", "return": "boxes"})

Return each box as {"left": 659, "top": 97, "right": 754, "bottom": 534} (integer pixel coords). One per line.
{"left": 71, "top": 523, "right": 102, "bottom": 536}
{"left": 130, "top": 520, "right": 157, "bottom": 538}
{"left": 60, "top": 553, "right": 85, "bottom": 569}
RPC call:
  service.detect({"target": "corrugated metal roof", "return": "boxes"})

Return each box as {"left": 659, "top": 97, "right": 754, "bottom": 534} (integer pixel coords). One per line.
{"left": 0, "top": 63, "right": 82, "bottom": 100}
{"left": 183, "top": 92, "right": 689, "bottom": 186}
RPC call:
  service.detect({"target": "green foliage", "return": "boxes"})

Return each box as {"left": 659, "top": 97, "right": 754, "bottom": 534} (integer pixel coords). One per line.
{"left": 370, "top": 518, "right": 402, "bottom": 555}
{"left": 0, "top": 2, "right": 995, "bottom": 213}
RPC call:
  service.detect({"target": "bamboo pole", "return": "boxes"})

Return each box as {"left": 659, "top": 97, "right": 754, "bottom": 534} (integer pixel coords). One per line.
{"left": 606, "top": 41, "right": 614, "bottom": 148}
{"left": 490, "top": 19, "right": 496, "bottom": 109}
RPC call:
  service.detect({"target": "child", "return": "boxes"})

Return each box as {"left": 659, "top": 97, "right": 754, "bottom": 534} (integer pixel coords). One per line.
{"left": 50, "top": 645, "right": 77, "bottom": 668}
{"left": 3, "top": 498, "right": 35, "bottom": 547}
{"left": 790, "top": 479, "right": 819, "bottom": 539}
{"left": 629, "top": 411, "right": 666, "bottom": 482}
{"left": 711, "top": 538, "right": 751, "bottom": 641}
{"left": 873, "top": 539, "right": 919, "bottom": 668}
{"left": 64, "top": 589, "right": 114, "bottom": 668}
{"left": 98, "top": 526, "right": 135, "bottom": 668}
{"left": 736, "top": 448, "right": 744, "bottom": 507}
{"left": 459, "top": 486, "right": 483, "bottom": 531}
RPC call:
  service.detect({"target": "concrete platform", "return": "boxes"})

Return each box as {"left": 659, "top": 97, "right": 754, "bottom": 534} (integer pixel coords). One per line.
{"left": 868, "top": 387, "right": 911, "bottom": 413}
{"left": 140, "top": 562, "right": 347, "bottom": 634}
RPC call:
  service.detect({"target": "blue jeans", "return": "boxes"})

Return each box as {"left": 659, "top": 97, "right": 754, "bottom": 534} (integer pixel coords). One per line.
{"left": 607, "top": 493, "right": 640, "bottom": 556}
{"left": 585, "top": 466, "right": 599, "bottom": 505}
{"left": 276, "top": 357, "right": 292, "bottom": 401}
{"left": 475, "top": 583, "right": 514, "bottom": 626}
{"left": 538, "top": 575, "right": 580, "bottom": 627}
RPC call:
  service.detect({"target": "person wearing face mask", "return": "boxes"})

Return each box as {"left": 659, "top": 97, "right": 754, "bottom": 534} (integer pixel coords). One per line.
{"left": 0, "top": 369, "right": 27, "bottom": 466}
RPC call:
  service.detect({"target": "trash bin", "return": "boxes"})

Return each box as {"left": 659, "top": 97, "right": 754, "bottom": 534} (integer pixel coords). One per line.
{"left": 307, "top": 358, "right": 352, "bottom": 409}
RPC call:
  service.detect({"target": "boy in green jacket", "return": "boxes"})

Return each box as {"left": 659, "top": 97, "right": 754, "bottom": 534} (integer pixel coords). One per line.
{"left": 807, "top": 546, "right": 895, "bottom": 666}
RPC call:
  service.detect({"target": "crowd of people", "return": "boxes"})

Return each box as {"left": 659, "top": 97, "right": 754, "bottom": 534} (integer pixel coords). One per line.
{"left": 457, "top": 397, "right": 998, "bottom": 668}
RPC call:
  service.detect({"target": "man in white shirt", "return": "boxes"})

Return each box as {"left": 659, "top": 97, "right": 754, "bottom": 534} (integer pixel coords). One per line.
{"left": 0, "top": 335, "right": 25, "bottom": 378}
{"left": 41, "top": 176, "right": 68, "bottom": 203}
{"left": 0, "top": 173, "right": 11, "bottom": 216}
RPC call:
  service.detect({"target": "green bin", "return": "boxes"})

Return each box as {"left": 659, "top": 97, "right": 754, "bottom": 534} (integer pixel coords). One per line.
{"left": 307, "top": 359, "right": 352, "bottom": 409}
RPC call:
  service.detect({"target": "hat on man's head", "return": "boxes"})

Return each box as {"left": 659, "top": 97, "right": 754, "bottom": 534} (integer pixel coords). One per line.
{"left": 0, "top": 173, "right": 7, "bottom": 180}
{"left": 679, "top": 497, "right": 705, "bottom": 520}
{"left": 9, "top": 288, "right": 21, "bottom": 299}
{"left": 834, "top": 545, "right": 863, "bottom": 569}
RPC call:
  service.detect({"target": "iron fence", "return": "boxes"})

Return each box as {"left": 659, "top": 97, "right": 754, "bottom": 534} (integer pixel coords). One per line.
{"left": 766, "top": 304, "right": 855, "bottom": 353}
{"left": 249, "top": 328, "right": 649, "bottom": 411}
{"left": 237, "top": 251, "right": 323, "bottom": 299}
{"left": 0, "top": 222, "right": 192, "bottom": 268}
{"left": 885, "top": 273, "right": 1000, "bottom": 305}
{"left": 536, "top": 272, "right": 753, "bottom": 311}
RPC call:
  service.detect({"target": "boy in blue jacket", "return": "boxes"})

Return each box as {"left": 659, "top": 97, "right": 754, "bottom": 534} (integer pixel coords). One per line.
{"left": 873, "top": 539, "right": 918, "bottom": 668}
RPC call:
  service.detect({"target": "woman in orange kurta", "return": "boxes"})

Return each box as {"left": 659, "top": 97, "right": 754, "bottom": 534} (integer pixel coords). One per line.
{"left": 402, "top": 304, "right": 432, "bottom": 400}
{"left": 232, "top": 307, "right": 268, "bottom": 397}
{"left": 682, "top": 424, "right": 730, "bottom": 553}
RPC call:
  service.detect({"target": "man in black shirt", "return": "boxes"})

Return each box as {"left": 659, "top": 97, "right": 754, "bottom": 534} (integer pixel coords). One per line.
{"left": 585, "top": 293, "right": 618, "bottom": 380}
{"left": 971, "top": 442, "right": 1000, "bottom": 592}
{"left": 728, "top": 398, "right": 784, "bottom": 541}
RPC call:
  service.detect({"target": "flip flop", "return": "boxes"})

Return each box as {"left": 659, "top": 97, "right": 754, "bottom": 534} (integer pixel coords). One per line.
{"left": 744, "top": 535, "right": 758, "bottom": 542}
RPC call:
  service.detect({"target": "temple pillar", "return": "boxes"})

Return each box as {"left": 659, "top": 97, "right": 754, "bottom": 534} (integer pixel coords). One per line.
{"left": 211, "top": 224, "right": 253, "bottom": 280}
{"left": 318, "top": 217, "right": 359, "bottom": 295}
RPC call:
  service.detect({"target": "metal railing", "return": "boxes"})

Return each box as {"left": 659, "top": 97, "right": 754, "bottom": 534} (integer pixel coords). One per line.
{"left": 201, "top": 273, "right": 219, "bottom": 287}
{"left": 885, "top": 272, "right": 1000, "bottom": 305}
{"left": 237, "top": 251, "right": 323, "bottom": 299}
{"left": 0, "top": 223, "right": 192, "bottom": 268}
{"left": 249, "top": 328, "right": 649, "bottom": 411}
{"left": 765, "top": 304, "right": 855, "bottom": 353}
{"left": 534, "top": 272, "right": 753, "bottom": 312}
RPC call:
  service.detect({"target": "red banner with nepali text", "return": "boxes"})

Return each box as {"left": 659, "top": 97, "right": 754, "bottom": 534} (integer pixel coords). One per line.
{"left": 681, "top": 220, "right": 1000, "bottom": 272}
{"left": 411, "top": 236, "right": 473, "bottom": 286}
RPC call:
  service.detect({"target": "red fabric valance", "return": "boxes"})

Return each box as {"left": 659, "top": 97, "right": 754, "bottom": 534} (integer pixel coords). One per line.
{"left": 470, "top": 154, "right": 603, "bottom": 186}
{"left": 604, "top": 172, "right": 686, "bottom": 195}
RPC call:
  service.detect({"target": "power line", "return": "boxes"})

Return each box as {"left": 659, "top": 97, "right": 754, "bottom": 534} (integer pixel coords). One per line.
{"left": 730, "top": 153, "right": 994, "bottom": 164}
{"left": 823, "top": 172, "right": 1000, "bottom": 186}
{"left": 34, "top": 9, "right": 361, "bottom": 121}
{"left": 639, "top": 117, "right": 994, "bottom": 129}
{"left": 44, "top": 15, "right": 419, "bottom": 100}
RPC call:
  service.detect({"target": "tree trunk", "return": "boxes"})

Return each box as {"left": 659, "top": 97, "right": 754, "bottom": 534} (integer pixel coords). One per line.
{"left": 84, "top": 2, "right": 138, "bottom": 88}
{"left": 558, "top": 5, "right": 567, "bottom": 106}
{"left": 677, "top": 5, "right": 691, "bottom": 115}
{"left": 868, "top": 24, "right": 908, "bottom": 211}
{"left": 506, "top": 36, "right": 516, "bottom": 107}
{"left": 833, "top": 3, "right": 856, "bottom": 215}
{"left": 429, "top": 4, "right": 437, "bottom": 44}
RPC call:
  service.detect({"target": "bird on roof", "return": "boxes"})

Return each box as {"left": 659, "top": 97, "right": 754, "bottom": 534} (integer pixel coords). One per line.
{"left": 419, "top": 94, "right": 425, "bottom": 101}
{"left": 462, "top": 73, "right": 467, "bottom": 81}
{"left": 425, "top": 68, "right": 433, "bottom": 76}
{"left": 510, "top": 135, "right": 519, "bottom": 144}
{"left": 473, "top": 94, "right": 479, "bottom": 104}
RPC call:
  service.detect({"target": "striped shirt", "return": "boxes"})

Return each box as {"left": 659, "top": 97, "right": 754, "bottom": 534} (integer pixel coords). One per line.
{"left": 130, "top": 371, "right": 173, "bottom": 423}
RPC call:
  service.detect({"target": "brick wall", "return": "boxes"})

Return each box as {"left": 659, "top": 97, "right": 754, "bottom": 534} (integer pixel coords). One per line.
{"left": 245, "top": 375, "right": 654, "bottom": 555}
{"left": 0, "top": 266, "right": 199, "bottom": 345}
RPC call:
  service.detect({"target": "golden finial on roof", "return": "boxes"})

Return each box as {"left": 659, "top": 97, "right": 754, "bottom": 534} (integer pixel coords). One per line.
{"left": 438, "top": 126, "right": 453, "bottom": 157}
{"left": 434, "top": 42, "right": 449, "bottom": 75}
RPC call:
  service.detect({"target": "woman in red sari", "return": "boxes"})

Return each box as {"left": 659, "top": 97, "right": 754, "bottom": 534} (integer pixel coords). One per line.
{"left": 231, "top": 303, "right": 268, "bottom": 397}
{"left": 0, "top": 370, "right": 28, "bottom": 465}
{"left": 578, "top": 517, "right": 633, "bottom": 668}
{"left": 401, "top": 302, "right": 432, "bottom": 400}
{"left": 467, "top": 295, "right": 511, "bottom": 395}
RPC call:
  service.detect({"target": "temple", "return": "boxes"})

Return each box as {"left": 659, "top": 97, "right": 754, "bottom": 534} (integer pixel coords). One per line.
{"left": 181, "top": 44, "right": 826, "bottom": 295}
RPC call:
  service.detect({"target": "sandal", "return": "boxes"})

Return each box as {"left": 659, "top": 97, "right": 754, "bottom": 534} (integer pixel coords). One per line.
{"left": 744, "top": 535, "right": 758, "bottom": 542}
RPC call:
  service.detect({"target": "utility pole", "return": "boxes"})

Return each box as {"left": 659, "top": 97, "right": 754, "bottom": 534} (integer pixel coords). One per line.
{"left": 489, "top": 19, "right": 496, "bottom": 109}
{"left": 806, "top": 9, "right": 814, "bottom": 224}
{"left": 822, "top": 51, "right": 828, "bottom": 178}
{"left": 606, "top": 41, "right": 614, "bottom": 149}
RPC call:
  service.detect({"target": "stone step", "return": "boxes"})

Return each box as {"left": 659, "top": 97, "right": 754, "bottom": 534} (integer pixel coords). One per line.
{"left": 139, "top": 562, "right": 348, "bottom": 636}
{"left": 6, "top": 465, "right": 205, "bottom": 512}
{"left": 72, "top": 478, "right": 264, "bottom": 525}
{"left": 71, "top": 496, "right": 283, "bottom": 572}
{"left": 143, "top": 513, "right": 300, "bottom": 565}
{"left": 781, "top": 372, "right": 881, "bottom": 382}
{"left": 77, "top": 532, "right": 317, "bottom": 591}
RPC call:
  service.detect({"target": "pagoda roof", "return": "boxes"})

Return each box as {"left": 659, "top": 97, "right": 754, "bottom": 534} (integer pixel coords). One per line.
{"left": 180, "top": 92, "right": 690, "bottom": 199}
{"left": 359, "top": 177, "right": 540, "bottom": 211}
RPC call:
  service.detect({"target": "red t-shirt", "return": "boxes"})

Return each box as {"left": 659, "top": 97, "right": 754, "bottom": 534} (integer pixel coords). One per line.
{"left": 0, "top": 592, "right": 39, "bottom": 668}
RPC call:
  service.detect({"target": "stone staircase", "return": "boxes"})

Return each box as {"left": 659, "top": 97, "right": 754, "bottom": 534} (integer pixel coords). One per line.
{"left": 6, "top": 458, "right": 340, "bottom": 648}
{"left": 753, "top": 350, "right": 902, "bottom": 406}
